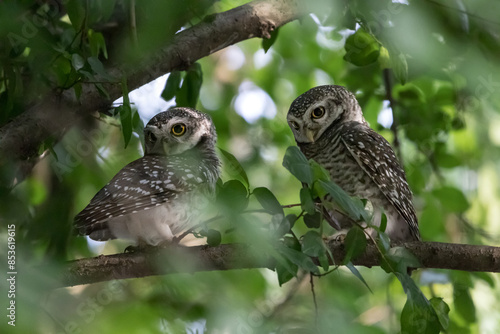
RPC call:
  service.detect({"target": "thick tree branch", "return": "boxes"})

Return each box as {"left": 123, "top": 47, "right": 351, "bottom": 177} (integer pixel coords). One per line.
{"left": 60, "top": 241, "right": 500, "bottom": 287}
{"left": 0, "top": 0, "right": 306, "bottom": 185}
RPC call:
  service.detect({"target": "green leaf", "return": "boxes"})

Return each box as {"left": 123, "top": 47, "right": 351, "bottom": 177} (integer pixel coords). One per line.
{"left": 318, "top": 180, "right": 368, "bottom": 222}
{"left": 283, "top": 235, "right": 301, "bottom": 251}
{"left": 51, "top": 58, "right": 72, "bottom": 86}
{"left": 282, "top": 146, "right": 313, "bottom": 185}
{"left": 73, "top": 83, "right": 82, "bottom": 101}
{"left": 430, "top": 298, "right": 450, "bottom": 331}
{"left": 216, "top": 180, "right": 249, "bottom": 216}
{"left": 253, "top": 187, "right": 283, "bottom": 216}
{"left": 391, "top": 51, "right": 408, "bottom": 85}
{"left": 343, "top": 28, "right": 380, "bottom": 66}
{"left": 435, "top": 152, "right": 462, "bottom": 169}
{"left": 279, "top": 245, "right": 319, "bottom": 275}
{"left": 285, "top": 214, "right": 298, "bottom": 230}
{"left": 88, "top": 57, "right": 110, "bottom": 79}
{"left": 66, "top": 0, "right": 86, "bottom": 29}
{"left": 94, "top": 82, "right": 110, "bottom": 99}
{"left": 381, "top": 247, "right": 421, "bottom": 274}
{"left": 343, "top": 225, "right": 367, "bottom": 264}
{"left": 300, "top": 187, "right": 316, "bottom": 215}
{"left": 453, "top": 283, "right": 476, "bottom": 324}
{"left": 301, "top": 231, "right": 323, "bottom": 256}
{"left": 378, "top": 46, "right": 391, "bottom": 69}
{"left": 377, "top": 231, "right": 391, "bottom": 252}
{"left": 132, "top": 109, "right": 145, "bottom": 144}
{"left": 471, "top": 272, "right": 495, "bottom": 288}
{"left": 379, "top": 212, "right": 387, "bottom": 233}
{"left": 392, "top": 247, "right": 421, "bottom": 269}
{"left": 309, "top": 159, "right": 331, "bottom": 183}
{"left": 269, "top": 244, "right": 300, "bottom": 286}
{"left": 401, "top": 296, "right": 440, "bottom": 334}
{"left": 217, "top": 147, "right": 249, "bottom": 189}
{"left": 120, "top": 77, "right": 133, "bottom": 148}
{"left": 24, "top": 177, "right": 48, "bottom": 205}
{"left": 393, "top": 83, "right": 425, "bottom": 103}
{"left": 262, "top": 28, "right": 279, "bottom": 53}
{"left": 302, "top": 231, "right": 329, "bottom": 272}
{"left": 433, "top": 186, "right": 469, "bottom": 213}
{"left": 399, "top": 274, "right": 441, "bottom": 334}
{"left": 318, "top": 253, "right": 330, "bottom": 272}
{"left": 71, "top": 54, "right": 85, "bottom": 71}
{"left": 96, "top": 0, "right": 117, "bottom": 22}
{"left": 303, "top": 211, "right": 321, "bottom": 228}
{"left": 276, "top": 261, "right": 297, "bottom": 286}
{"left": 89, "top": 30, "right": 108, "bottom": 59}
{"left": 118, "top": 105, "right": 132, "bottom": 148}
{"left": 206, "top": 229, "right": 221, "bottom": 247}
{"left": 419, "top": 200, "right": 445, "bottom": 239}
{"left": 276, "top": 214, "right": 295, "bottom": 237}
{"left": 162, "top": 71, "right": 181, "bottom": 101}
{"left": 177, "top": 63, "right": 203, "bottom": 108}
{"left": 346, "top": 262, "right": 372, "bottom": 293}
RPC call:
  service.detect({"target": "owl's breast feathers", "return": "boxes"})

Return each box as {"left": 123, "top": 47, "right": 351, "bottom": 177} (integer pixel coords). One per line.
{"left": 339, "top": 122, "right": 420, "bottom": 240}
{"left": 74, "top": 154, "right": 218, "bottom": 237}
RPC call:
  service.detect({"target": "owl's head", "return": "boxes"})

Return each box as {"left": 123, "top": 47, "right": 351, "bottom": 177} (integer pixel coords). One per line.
{"left": 144, "top": 107, "right": 217, "bottom": 155}
{"left": 287, "top": 85, "right": 365, "bottom": 144}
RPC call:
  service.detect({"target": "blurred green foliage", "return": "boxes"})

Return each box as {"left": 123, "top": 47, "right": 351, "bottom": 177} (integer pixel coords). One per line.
{"left": 1, "top": 0, "right": 500, "bottom": 333}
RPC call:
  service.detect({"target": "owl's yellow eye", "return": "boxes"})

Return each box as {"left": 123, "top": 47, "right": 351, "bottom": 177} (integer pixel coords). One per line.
{"left": 171, "top": 123, "right": 186, "bottom": 136}
{"left": 290, "top": 121, "right": 300, "bottom": 130}
{"left": 311, "top": 106, "right": 325, "bottom": 119}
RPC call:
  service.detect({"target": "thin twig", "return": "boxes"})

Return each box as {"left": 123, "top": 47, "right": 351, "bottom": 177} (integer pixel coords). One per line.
{"left": 175, "top": 216, "right": 222, "bottom": 242}
{"left": 289, "top": 210, "right": 306, "bottom": 241}
{"left": 310, "top": 272, "right": 318, "bottom": 327}
{"left": 264, "top": 272, "right": 308, "bottom": 322}
{"left": 383, "top": 68, "right": 403, "bottom": 163}
{"left": 424, "top": 0, "right": 500, "bottom": 26}
{"left": 458, "top": 214, "right": 499, "bottom": 243}
{"left": 282, "top": 203, "right": 302, "bottom": 209}
{"left": 354, "top": 219, "right": 399, "bottom": 274}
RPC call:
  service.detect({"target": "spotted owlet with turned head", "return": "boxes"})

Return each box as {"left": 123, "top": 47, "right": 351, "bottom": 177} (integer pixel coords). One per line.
{"left": 287, "top": 85, "right": 420, "bottom": 242}
{"left": 75, "top": 107, "right": 220, "bottom": 246}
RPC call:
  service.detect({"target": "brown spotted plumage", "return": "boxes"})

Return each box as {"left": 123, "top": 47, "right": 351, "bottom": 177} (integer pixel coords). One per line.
{"left": 74, "top": 107, "right": 220, "bottom": 245}
{"left": 287, "top": 85, "right": 420, "bottom": 242}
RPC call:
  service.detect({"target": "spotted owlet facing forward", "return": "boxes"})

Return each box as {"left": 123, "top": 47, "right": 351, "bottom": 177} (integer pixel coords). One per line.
{"left": 287, "top": 85, "right": 420, "bottom": 242}
{"left": 75, "top": 107, "right": 220, "bottom": 246}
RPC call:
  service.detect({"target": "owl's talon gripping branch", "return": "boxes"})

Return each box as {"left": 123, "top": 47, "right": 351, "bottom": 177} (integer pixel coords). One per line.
{"left": 74, "top": 108, "right": 221, "bottom": 249}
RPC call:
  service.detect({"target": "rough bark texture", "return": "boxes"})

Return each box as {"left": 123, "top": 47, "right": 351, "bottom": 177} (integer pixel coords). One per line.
{"left": 60, "top": 241, "right": 500, "bottom": 287}
{"left": 0, "top": 0, "right": 305, "bottom": 185}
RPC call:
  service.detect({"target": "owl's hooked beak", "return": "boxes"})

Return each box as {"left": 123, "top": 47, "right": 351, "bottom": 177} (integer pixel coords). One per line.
{"left": 305, "top": 129, "right": 316, "bottom": 143}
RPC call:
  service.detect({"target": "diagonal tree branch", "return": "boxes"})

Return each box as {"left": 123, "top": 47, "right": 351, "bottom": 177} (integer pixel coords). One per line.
{"left": 0, "top": 0, "right": 306, "bottom": 186}
{"left": 60, "top": 241, "right": 500, "bottom": 287}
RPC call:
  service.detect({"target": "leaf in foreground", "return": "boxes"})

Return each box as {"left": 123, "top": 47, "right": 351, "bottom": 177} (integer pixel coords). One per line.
{"left": 218, "top": 148, "right": 250, "bottom": 189}
{"left": 342, "top": 225, "right": 367, "bottom": 264}
{"left": 282, "top": 146, "right": 313, "bottom": 185}
{"left": 253, "top": 187, "right": 284, "bottom": 216}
